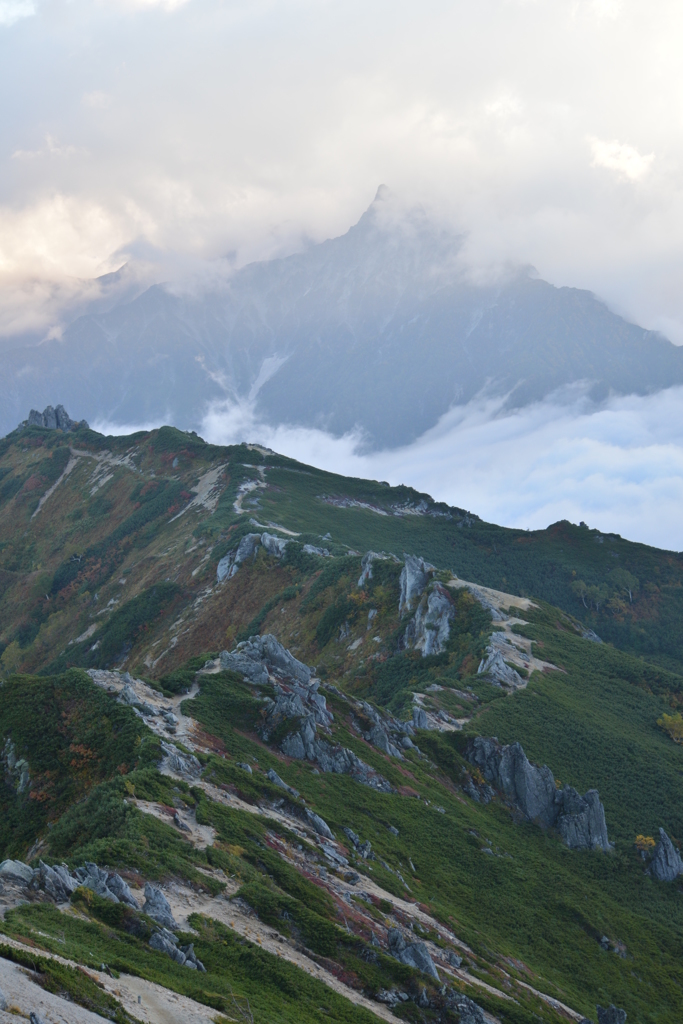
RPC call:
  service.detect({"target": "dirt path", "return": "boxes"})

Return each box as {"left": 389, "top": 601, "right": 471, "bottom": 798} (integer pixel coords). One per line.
{"left": 0, "top": 934, "right": 216, "bottom": 1024}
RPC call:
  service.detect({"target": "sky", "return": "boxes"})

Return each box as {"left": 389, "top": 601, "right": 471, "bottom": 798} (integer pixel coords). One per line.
{"left": 5, "top": 0, "right": 683, "bottom": 548}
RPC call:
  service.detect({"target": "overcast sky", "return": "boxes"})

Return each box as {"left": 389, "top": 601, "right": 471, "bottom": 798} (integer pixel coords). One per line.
{"left": 2, "top": 0, "right": 683, "bottom": 337}
{"left": 6, "top": 0, "right": 683, "bottom": 549}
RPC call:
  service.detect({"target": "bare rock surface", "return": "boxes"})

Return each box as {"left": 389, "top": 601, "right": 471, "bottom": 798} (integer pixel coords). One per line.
{"left": 220, "top": 633, "right": 311, "bottom": 686}
{"left": 467, "top": 737, "right": 611, "bottom": 850}
{"left": 648, "top": 827, "right": 683, "bottom": 881}
{"left": 399, "top": 555, "right": 432, "bottom": 614}
{"left": 143, "top": 883, "right": 178, "bottom": 930}
{"left": 477, "top": 650, "right": 524, "bottom": 689}
{"left": 387, "top": 928, "right": 439, "bottom": 980}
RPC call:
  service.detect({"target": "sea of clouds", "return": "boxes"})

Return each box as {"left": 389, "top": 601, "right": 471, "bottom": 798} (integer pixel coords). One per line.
{"left": 93, "top": 385, "right": 683, "bottom": 552}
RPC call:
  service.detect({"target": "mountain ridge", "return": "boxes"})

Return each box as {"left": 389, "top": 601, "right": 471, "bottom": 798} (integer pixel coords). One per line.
{"left": 2, "top": 192, "right": 683, "bottom": 445}
{"left": 0, "top": 417, "right": 681, "bottom": 1020}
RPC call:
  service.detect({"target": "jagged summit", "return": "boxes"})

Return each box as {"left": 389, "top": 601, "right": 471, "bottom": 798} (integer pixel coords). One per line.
{"left": 20, "top": 404, "right": 88, "bottom": 432}
{"left": 2, "top": 194, "right": 683, "bottom": 443}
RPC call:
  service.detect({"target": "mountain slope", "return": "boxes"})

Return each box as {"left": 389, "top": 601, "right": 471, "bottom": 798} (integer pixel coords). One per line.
{"left": 0, "top": 420, "right": 682, "bottom": 1022}
{"left": 2, "top": 190, "right": 683, "bottom": 444}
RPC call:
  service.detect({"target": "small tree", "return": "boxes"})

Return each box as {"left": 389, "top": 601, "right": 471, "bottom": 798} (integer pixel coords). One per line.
{"left": 658, "top": 712, "right": 683, "bottom": 744}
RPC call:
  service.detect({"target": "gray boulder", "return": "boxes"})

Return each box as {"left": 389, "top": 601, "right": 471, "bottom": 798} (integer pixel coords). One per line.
{"left": 119, "top": 683, "right": 156, "bottom": 716}
{"left": 387, "top": 928, "right": 439, "bottom": 980}
{"left": 399, "top": 555, "right": 432, "bottom": 614}
{"left": 105, "top": 871, "right": 140, "bottom": 908}
{"left": 445, "top": 993, "right": 486, "bottom": 1023}
{"left": 266, "top": 768, "right": 299, "bottom": 797}
{"left": 648, "top": 827, "right": 683, "bottom": 881}
{"left": 73, "top": 863, "right": 140, "bottom": 908}
{"left": 261, "top": 532, "right": 289, "bottom": 557}
{"left": 467, "top": 737, "right": 610, "bottom": 850}
{"left": 412, "top": 706, "right": 430, "bottom": 730}
{"left": 73, "top": 863, "right": 119, "bottom": 902}
{"left": 477, "top": 650, "right": 524, "bottom": 688}
{"left": 220, "top": 648, "right": 269, "bottom": 684}
{"left": 143, "top": 883, "right": 178, "bottom": 929}
{"left": 0, "top": 859, "right": 35, "bottom": 885}
{"left": 303, "top": 544, "right": 330, "bottom": 557}
{"left": 180, "top": 942, "right": 206, "bottom": 971}
{"left": 150, "top": 927, "right": 187, "bottom": 965}
{"left": 367, "top": 723, "right": 404, "bottom": 759}
{"left": 38, "top": 861, "right": 79, "bottom": 902}
{"left": 305, "top": 808, "right": 334, "bottom": 840}
{"left": 557, "top": 788, "right": 611, "bottom": 852}
{"left": 160, "top": 742, "right": 202, "bottom": 779}
{"left": 597, "top": 1007, "right": 626, "bottom": 1024}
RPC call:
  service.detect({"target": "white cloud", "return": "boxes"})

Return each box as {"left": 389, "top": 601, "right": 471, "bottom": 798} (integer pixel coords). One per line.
{"left": 198, "top": 387, "right": 683, "bottom": 552}
{"left": 589, "top": 137, "right": 655, "bottom": 182}
{"left": 0, "top": 0, "right": 34, "bottom": 27}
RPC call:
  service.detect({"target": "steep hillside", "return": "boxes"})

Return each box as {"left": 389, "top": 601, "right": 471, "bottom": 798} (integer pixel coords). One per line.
{"left": 0, "top": 419, "right": 681, "bottom": 1023}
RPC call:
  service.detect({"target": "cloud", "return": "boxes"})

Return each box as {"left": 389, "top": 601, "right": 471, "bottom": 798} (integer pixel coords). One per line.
{"left": 198, "top": 387, "right": 683, "bottom": 552}
{"left": 0, "top": 0, "right": 682, "bottom": 345}
{"left": 589, "top": 137, "right": 655, "bottom": 182}
{"left": 0, "top": 0, "right": 34, "bottom": 27}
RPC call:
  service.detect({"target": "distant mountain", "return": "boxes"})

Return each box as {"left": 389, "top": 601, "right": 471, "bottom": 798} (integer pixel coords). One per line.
{"left": 2, "top": 187, "right": 683, "bottom": 445}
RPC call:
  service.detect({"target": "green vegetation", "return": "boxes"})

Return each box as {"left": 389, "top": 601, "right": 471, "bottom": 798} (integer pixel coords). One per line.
{"left": 0, "top": 942, "right": 141, "bottom": 1023}
{"left": 0, "top": 669, "right": 157, "bottom": 857}
{"left": 1, "top": 424, "right": 683, "bottom": 1021}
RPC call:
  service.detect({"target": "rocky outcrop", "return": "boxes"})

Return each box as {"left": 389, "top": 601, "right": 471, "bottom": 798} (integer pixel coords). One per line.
{"left": 149, "top": 927, "right": 206, "bottom": 971}
{"left": 216, "top": 531, "right": 293, "bottom": 582}
{"left": 261, "top": 532, "right": 289, "bottom": 557}
{"left": 358, "top": 551, "right": 397, "bottom": 586}
{"left": 160, "top": 741, "right": 202, "bottom": 779}
{"left": 220, "top": 634, "right": 311, "bottom": 687}
{"left": 119, "top": 682, "right": 157, "bottom": 717}
{"left": 445, "top": 993, "right": 486, "bottom": 1023}
{"left": 399, "top": 555, "right": 433, "bottom": 614}
{"left": 343, "top": 827, "right": 374, "bottom": 859}
{"left": 597, "top": 1006, "right": 626, "bottom": 1024}
{"left": 405, "top": 583, "right": 455, "bottom": 656}
{"left": 24, "top": 405, "right": 87, "bottom": 431}
{"left": 266, "top": 768, "right": 299, "bottom": 797}
{"left": 648, "top": 828, "right": 683, "bottom": 881}
{"left": 412, "top": 706, "right": 430, "bottom": 730}
{"left": 305, "top": 808, "right": 334, "bottom": 839}
{"left": 303, "top": 544, "right": 330, "bottom": 557}
{"left": 477, "top": 650, "right": 524, "bottom": 688}
{"left": 2, "top": 738, "right": 31, "bottom": 794}
{"left": 72, "top": 863, "right": 139, "bottom": 907}
{"left": 467, "top": 737, "right": 611, "bottom": 850}
{"left": 387, "top": 928, "right": 439, "bottom": 980}
{"left": 143, "top": 883, "right": 178, "bottom": 930}
{"left": 38, "top": 861, "right": 79, "bottom": 902}
{"left": 281, "top": 718, "right": 393, "bottom": 793}
{"left": 0, "top": 860, "right": 34, "bottom": 885}
{"left": 216, "top": 532, "right": 261, "bottom": 582}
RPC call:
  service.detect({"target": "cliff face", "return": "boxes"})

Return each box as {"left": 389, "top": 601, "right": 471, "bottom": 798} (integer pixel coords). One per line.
{"left": 467, "top": 736, "right": 611, "bottom": 850}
